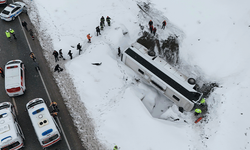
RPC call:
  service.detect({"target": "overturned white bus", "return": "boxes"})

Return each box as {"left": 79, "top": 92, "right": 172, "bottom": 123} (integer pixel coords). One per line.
{"left": 121, "top": 42, "right": 203, "bottom": 111}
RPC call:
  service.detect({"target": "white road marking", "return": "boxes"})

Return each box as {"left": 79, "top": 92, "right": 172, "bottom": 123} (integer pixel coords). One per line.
{"left": 17, "top": 16, "right": 72, "bottom": 150}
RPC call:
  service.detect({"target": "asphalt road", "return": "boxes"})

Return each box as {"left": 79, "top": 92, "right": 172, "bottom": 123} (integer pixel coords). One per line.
{"left": 0, "top": 3, "right": 84, "bottom": 150}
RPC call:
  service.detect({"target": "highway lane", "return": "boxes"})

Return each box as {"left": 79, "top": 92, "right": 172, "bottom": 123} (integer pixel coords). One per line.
{"left": 0, "top": 3, "right": 84, "bottom": 150}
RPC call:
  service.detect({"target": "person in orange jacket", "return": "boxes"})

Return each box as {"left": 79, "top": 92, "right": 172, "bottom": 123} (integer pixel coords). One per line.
{"left": 87, "top": 33, "right": 92, "bottom": 43}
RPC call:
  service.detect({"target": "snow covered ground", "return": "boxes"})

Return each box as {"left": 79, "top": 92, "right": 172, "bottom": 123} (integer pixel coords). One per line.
{"left": 23, "top": 0, "right": 250, "bottom": 149}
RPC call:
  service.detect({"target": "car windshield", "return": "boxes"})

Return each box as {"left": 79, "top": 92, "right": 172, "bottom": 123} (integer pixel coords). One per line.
{"left": 1, "top": 10, "right": 10, "bottom": 15}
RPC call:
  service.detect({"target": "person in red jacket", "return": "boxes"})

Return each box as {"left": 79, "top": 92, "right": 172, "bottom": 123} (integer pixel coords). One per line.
{"left": 153, "top": 27, "right": 157, "bottom": 36}
{"left": 87, "top": 34, "right": 92, "bottom": 43}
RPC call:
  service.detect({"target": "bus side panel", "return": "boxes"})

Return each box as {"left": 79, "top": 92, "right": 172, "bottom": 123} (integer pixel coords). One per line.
{"left": 164, "top": 88, "right": 194, "bottom": 111}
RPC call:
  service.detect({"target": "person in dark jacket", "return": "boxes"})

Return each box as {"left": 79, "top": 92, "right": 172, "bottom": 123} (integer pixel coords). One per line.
{"left": 52, "top": 50, "right": 59, "bottom": 62}
{"left": 150, "top": 25, "right": 153, "bottom": 33}
{"left": 54, "top": 64, "right": 63, "bottom": 73}
{"left": 162, "top": 20, "right": 166, "bottom": 29}
{"left": 148, "top": 20, "right": 153, "bottom": 28}
{"left": 59, "top": 49, "right": 65, "bottom": 60}
{"left": 96, "top": 26, "right": 101, "bottom": 36}
{"left": 68, "top": 50, "right": 73, "bottom": 59}
{"left": 29, "top": 29, "right": 34, "bottom": 40}
{"left": 100, "top": 16, "right": 105, "bottom": 26}
{"left": 106, "top": 16, "right": 111, "bottom": 26}
{"left": 100, "top": 22, "right": 104, "bottom": 30}
{"left": 22, "top": 21, "right": 28, "bottom": 31}
{"left": 77, "top": 43, "right": 82, "bottom": 55}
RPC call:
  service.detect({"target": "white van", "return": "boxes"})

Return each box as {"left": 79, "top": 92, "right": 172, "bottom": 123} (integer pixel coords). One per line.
{"left": 5, "top": 60, "right": 26, "bottom": 97}
{"left": 121, "top": 42, "right": 203, "bottom": 111}
{"left": 26, "top": 98, "right": 61, "bottom": 148}
{"left": 0, "top": 102, "right": 25, "bottom": 150}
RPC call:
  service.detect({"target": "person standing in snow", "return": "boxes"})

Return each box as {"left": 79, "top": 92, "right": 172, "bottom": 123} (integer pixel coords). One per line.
{"left": 59, "top": 49, "right": 65, "bottom": 60}
{"left": 77, "top": 43, "right": 82, "bottom": 55}
{"left": 153, "top": 27, "right": 157, "bottom": 36}
{"left": 5, "top": 30, "right": 11, "bottom": 42}
{"left": 118, "top": 47, "right": 121, "bottom": 57}
{"left": 87, "top": 34, "right": 92, "bottom": 43}
{"left": 100, "top": 16, "right": 105, "bottom": 26}
{"left": 106, "top": 16, "right": 111, "bottom": 26}
{"left": 9, "top": 28, "right": 17, "bottom": 39}
{"left": 100, "top": 21, "right": 104, "bottom": 30}
{"left": 149, "top": 25, "right": 153, "bottom": 34}
{"left": 22, "top": 21, "right": 28, "bottom": 31}
{"left": 53, "top": 50, "right": 59, "bottom": 62}
{"left": 96, "top": 26, "right": 101, "bottom": 36}
{"left": 148, "top": 20, "right": 153, "bottom": 28}
{"left": 162, "top": 20, "right": 166, "bottom": 29}
{"left": 68, "top": 50, "right": 73, "bottom": 59}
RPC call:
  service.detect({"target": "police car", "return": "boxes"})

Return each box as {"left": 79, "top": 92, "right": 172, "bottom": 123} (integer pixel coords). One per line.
{"left": 0, "top": 2, "right": 26, "bottom": 21}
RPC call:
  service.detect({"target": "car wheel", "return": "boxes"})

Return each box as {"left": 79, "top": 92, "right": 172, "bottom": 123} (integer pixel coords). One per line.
{"left": 12, "top": 16, "right": 15, "bottom": 21}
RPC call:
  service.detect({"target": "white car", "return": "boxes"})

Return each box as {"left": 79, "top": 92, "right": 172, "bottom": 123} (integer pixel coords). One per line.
{"left": 0, "top": 2, "right": 26, "bottom": 21}
{"left": 5, "top": 60, "right": 26, "bottom": 97}
{"left": 0, "top": 0, "right": 7, "bottom": 5}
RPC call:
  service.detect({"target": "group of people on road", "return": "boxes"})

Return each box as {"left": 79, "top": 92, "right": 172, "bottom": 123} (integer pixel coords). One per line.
{"left": 5, "top": 28, "right": 17, "bottom": 42}
{"left": 148, "top": 20, "right": 167, "bottom": 36}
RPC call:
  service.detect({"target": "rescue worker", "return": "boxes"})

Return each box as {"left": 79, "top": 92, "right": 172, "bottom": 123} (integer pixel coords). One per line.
{"left": 106, "top": 16, "right": 111, "bottom": 26}
{"left": 194, "top": 108, "right": 202, "bottom": 116}
{"left": 153, "top": 27, "right": 157, "bottom": 36}
{"left": 22, "top": 21, "right": 28, "bottom": 31}
{"left": 100, "top": 21, "right": 104, "bottom": 30}
{"left": 9, "top": 28, "right": 17, "bottom": 39}
{"left": 96, "top": 26, "right": 101, "bottom": 36}
{"left": 113, "top": 145, "right": 118, "bottom": 150}
{"left": 148, "top": 20, "right": 153, "bottom": 28}
{"left": 87, "top": 34, "right": 92, "bottom": 43}
{"left": 51, "top": 111, "right": 58, "bottom": 118}
{"left": 162, "top": 20, "right": 166, "bottom": 29}
{"left": 0, "top": 67, "right": 4, "bottom": 78}
{"left": 50, "top": 101, "right": 59, "bottom": 112}
{"left": 29, "top": 52, "right": 36, "bottom": 62}
{"left": 68, "top": 50, "right": 73, "bottom": 59}
{"left": 200, "top": 98, "right": 206, "bottom": 106}
{"left": 5, "top": 30, "right": 11, "bottom": 42}
{"left": 77, "top": 43, "right": 82, "bottom": 55}
{"left": 100, "top": 16, "right": 105, "bottom": 26}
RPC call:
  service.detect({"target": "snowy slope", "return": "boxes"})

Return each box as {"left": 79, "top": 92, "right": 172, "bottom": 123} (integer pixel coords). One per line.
{"left": 24, "top": 0, "right": 250, "bottom": 149}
